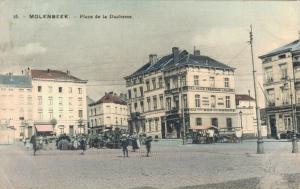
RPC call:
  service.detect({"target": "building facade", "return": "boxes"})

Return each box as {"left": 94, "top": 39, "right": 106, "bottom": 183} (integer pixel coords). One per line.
{"left": 236, "top": 94, "right": 257, "bottom": 138}
{"left": 88, "top": 92, "right": 128, "bottom": 134}
{"left": 29, "top": 69, "right": 88, "bottom": 136}
{"left": 125, "top": 47, "right": 238, "bottom": 138}
{"left": 0, "top": 74, "right": 33, "bottom": 140}
{"left": 259, "top": 35, "right": 300, "bottom": 137}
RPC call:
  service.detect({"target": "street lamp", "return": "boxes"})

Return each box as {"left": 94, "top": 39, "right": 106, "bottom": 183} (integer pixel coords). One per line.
{"left": 284, "top": 78, "right": 298, "bottom": 153}
{"left": 239, "top": 111, "right": 243, "bottom": 142}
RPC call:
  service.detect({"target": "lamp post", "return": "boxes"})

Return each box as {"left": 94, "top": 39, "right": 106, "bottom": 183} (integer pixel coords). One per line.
{"left": 239, "top": 111, "right": 244, "bottom": 142}
{"left": 249, "top": 25, "right": 264, "bottom": 154}
{"left": 179, "top": 73, "right": 186, "bottom": 145}
{"left": 285, "top": 78, "right": 298, "bottom": 153}
{"left": 292, "top": 64, "right": 299, "bottom": 153}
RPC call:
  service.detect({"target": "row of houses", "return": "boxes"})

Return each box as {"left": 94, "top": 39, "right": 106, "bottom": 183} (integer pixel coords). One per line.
{"left": 0, "top": 69, "right": 88, "bottom": 141}
{"left": 7, "top": 35, "right": 300, "bottom": 140}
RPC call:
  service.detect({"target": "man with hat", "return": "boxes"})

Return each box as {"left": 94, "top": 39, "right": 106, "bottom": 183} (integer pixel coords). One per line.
{"left": 120, "top": 134, "right": 129, "bottom": 157}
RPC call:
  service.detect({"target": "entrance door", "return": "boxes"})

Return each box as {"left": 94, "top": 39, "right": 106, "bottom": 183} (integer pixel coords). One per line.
{"left": 161, "top": 120, "right": 165, "bottom": 139}
{"left": 269, "top": 115, "right": 277, "bottom": 137}
{"left": 69, "top": 125, "right": 74, "bottom": 136}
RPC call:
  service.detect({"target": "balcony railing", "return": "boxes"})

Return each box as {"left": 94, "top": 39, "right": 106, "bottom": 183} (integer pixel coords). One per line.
{"left": 165, "top": 107, "right": 179, "bottom": 115}
{"left": 184, "top": 108, "right": 235, "bottom": 113}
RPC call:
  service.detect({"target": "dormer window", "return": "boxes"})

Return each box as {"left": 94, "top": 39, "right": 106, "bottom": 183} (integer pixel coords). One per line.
{"left": 278, "top": 54, "right": 286, "bottom": 59}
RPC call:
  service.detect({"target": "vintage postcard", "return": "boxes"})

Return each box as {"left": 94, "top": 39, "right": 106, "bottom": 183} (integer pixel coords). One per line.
{"left": 0, "top": 1, "right": 300, "bottom": 189}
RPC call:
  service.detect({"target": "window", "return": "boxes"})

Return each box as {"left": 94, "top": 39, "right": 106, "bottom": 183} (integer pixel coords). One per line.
{"left": 153, "top": 96, "right": 157, "bottom": 110}
{"left": 48, "top": 97, "right": 53, "bottom": 105}
{"left": 134, "top": 103, "right": 138, "bottom": 112}
{"left": 38, "top": 96, "right": 42, "bottom": 105}
{"left": 147, "top": 98, "right": 151, "bottom": 111}
{"left": 48, "top": 86, "right": 53, "bottom": 93}
{"left": 134, "top": 88, "right": 137, "bottom": 98}
{"left": 59, "top": 110, "right": 63, "bottom": 119}
{"left": 183, "top": 94, "right": 188, "bottom": 108}
{"left": 148, "top": 120, "right": 152, "bottom": 132}
{"left": 282, "top": 87, "right": 289, "bottom": 105}
{"left": 166, "top": 97, "right": 171, "bottom": 111}
{"left": 146, "top": 80, "right": 150, "bottom": 91}
{"left": 158, "top": 77, "right": 163, "bottom": 88}
{"left": 225, "top": 96, "right": 231, "bottom": 108}
{"left": 211, "top": 118, "right": 218, "bottom": 127}
{"left": 159, "top": 95, "right": 164, "bottom": 109}
{"left": 174, "top": 96, "right": 179, "bottom": 109}
{"left": 165, "top": 78, "right": 170, "bottom": 90}
{"left": 194, "top": 75, "right": 199, "bottom": 86}
{"left": 209, "top": 77, "right": 215, "bottom": 88}
{"left": 38, "top": 111, "right": 43, "bottom": 120}
{"left": 128, "top": 103, "right": 132, "bottom": 113}
{"left": 58, "top": 87, "right": 63, "bottom": 93}
{"left": 49, "top": 111, "right": 53, "bottom": 119}
{"left": 173, "top": 77, "right": 178, "bottom": 89}
{"left": 265, "top": 67, "right": 273, "bottom": 83}
{"left": 128, "top": 89, "right": 131, "bottom": 99}
{"left": 279, "top": 64, "right": 288, "bottom": 80}
{"left": 78, "top": 110, "right": 83, "bottom": 118}
{"left": 196, "top": 118, "right": 202, "bottom": 126}
{"left": 78, "top": 88, "right": 82, "bottom": 94}
{"left": 211, "top": 95, "right": 216, "bottom": 108}
{"left": 140, "top": 101, "right": 144, "bottom": 112}
{"left": 278, "top": 54, "right": 286, "bottom": 59}
{"left": 38, "top": 86, "right": 42, "bottom": 92}
{"left": 139, "top": 87, "right": 143, "bottom": 96}
{"left": 155, "top": 119, "right": 159, "bottom": 131}
{"left": 195, "top": 95, "right": 200, "bottom": 108}
{"left": 181, "top": 76, "right": 186, "bottom": 86}
{"left": 227, "top": 118, "right": 232, "bottom": 131}
{"left": 152, "top": 78, "right": 156, "bottom": 89}
{"left": 224, "top": 78, "right": 229, "bottom": 88}
{"left": 267, "top": 89, "right": 275, "bottom": 106}
{"left": 68, "top": 87, "right": 72, "bottom": 93}
{"left": 59, "top": 97, "right": 63, "bottom": 106}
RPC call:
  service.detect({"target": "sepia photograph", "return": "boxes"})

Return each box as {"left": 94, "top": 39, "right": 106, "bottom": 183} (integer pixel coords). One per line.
{"left": 0, "top": 0, "right": 300, "bottom": 188}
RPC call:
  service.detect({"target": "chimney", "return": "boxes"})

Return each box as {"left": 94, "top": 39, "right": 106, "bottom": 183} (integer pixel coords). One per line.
{"left": 172, "top": 47, "right": 179, "bottom": 63}
{"left": 298, "top": 31, "right": 300, "bottom": 40}
{"left": 194, "top": 49, "right": 201, "bottom": 56}
{"left": 149, "top": 54, "right": 158, "bottom": 65}
{"left": 47, "top": 68, "right": 50, "bottom": 73}
{"left": 67, "top": 70, "right": 70, "bottom": 75}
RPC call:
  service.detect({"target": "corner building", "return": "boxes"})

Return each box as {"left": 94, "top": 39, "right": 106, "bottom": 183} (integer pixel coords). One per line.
{"left": 259, "top": 35, "right": 300, "bottom": 137}
{"left": 125, "top": 47, "right": 237, "bottom": 138}
{"left": 29, "top": 69, "right": 88, "bottom": 136}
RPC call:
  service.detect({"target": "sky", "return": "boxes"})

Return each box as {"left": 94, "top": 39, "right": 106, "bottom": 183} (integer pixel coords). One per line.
{"left": 0, "top": 0, "right": 300, "bottom": 107}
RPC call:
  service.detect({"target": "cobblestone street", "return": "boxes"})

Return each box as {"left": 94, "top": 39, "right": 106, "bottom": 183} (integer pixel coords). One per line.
{"left": 1, "top": 140, "right": 300, "bottom": 189}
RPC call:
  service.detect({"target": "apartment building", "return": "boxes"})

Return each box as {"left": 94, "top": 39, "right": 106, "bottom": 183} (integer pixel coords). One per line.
{"left": 125, "top": 47, "right": 237, "bottom": 138}
{"left": 259, "top": 34, "right": 300, "bottom": 137}
{"left": 88, "top": 92, "right": 128, "bottom": 133}
{"left": 0, "top": 74, "right": 33, "bottom": 140}
{"left": 29, "top": 69, "right": 88, "bottom": 136}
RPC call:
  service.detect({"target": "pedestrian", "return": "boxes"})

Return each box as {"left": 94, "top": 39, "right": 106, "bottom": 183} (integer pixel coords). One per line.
{"left": 131, "top": 133, "right": 139, "bottom": 152}
{"left": 79, "top": 137, "right": 86, "bottom": 155}
{"left": 145, "top": 136, "right": 152, "bottom": 157}
{"left": 120, "top": 134, "right": 129, "bottom": 157}
{"left": 30, "top": 135, "right": 37, "bottom": 156}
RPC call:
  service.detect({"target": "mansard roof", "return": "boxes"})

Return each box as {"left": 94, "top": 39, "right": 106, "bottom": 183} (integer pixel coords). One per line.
{"left": 125, "top": 48, "right": 234, "bottom": 79}
{"left": 91, "top": 92, "right": 127, "bottom": 106}
{"left": 259, "top": 39, "right": 300, "bottom": 59}
{"left": 31, "top": 69, "right": 87, "bottom": 83}
{"left": 0, "top": 74, "right": 32, "bottom": 88}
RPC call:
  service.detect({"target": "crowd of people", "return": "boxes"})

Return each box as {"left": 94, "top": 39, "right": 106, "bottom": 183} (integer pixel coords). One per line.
{"left": 25, "top": 131, "right": 153, "bottom": 157}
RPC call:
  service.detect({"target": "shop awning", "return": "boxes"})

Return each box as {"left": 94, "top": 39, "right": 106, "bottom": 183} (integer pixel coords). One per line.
{"left": 35, "top": 125, "right": 53, "bottom": 132}
{"left": 190, "top": 125, "right": 218, "bottom": 130}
